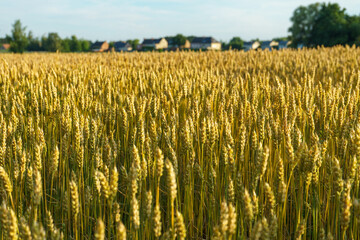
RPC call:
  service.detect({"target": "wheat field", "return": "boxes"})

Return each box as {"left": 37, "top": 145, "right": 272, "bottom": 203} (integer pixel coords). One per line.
{"left": 0, "top": 47, "right": 360, "bottom": 239}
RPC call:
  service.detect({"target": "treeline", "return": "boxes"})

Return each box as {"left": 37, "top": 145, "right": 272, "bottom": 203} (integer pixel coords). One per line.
{"left": 1, "top": 19, "right": 285, "bottom": 53}
{"left": 2, "top": 20, "right": 93, "bottom": 53}
{"left": 289, "top": 2, "right": 360, "bottom": 47}
{"left": 27, "top": 33, "right": 91, "bottom": 52}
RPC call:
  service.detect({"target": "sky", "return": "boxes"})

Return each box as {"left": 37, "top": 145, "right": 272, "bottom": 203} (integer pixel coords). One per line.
{"left": 0, "top": 0, "right": 359, "bottom": 42}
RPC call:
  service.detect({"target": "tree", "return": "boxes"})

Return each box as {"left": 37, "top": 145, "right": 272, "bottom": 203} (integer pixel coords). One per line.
{"left": 80, "top": 40, "right": 91, "bottom": 52}
{"left": 346, "top": 15, "right": 360, "bottom": 46}
{"left": 41, "top": 36, "right": 47, "bottom": 50}
{"left": 173, "top": 34, "right": 187, "bottom": 46}
{"left": 27, "top": 31, "right": 42, "bottom": 51}
{"left": 288, "top": 3, "right": 321, "bottom": 47}
{"left": 70, "top": 35, "right": 82, "bottom": 52}
{"left": 6, "top": 19, "right": 28, "bottom": 53}
{"left": 272, "top": 37, "right": 289, "bottom": 42}
{"left": 127, "top": 39, "right": 139, "bottom": 50}
{"left": 310, "top": 3, "right": 348, "bottom": 47}
{"left": 289, "top": 2, "right": 360, "bottom": 47}
{"left": 228, "top": 37, "right": 244, "bottom": 50}
{"left": 186, "top": 36, "right": 196, "bottom": 43}
{"left": 43, "top": 33, "right": 62, "bottom": 52}
{"left": 61, "top": 38, "right": 71, "bottom": 52}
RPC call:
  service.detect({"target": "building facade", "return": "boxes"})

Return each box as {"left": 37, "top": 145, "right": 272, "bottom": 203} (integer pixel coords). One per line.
{"left": 141, "top": 38, "right": 168, "bottom": 50}
{"left": 190, "top": 37, "right": 221, "bottom": 50}
{"left": 91, "top": 41, "right": 109, "bottom": 52}
{"left": 243, "top": 41, "right": 261, "bottom": 51}
{"left": 114, "top": 41, "right": 132, "bottom": 52}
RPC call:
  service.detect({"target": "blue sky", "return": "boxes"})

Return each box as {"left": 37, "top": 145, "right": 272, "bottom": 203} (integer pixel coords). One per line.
{"left": 0, "top": 0, "right": 359, "bottom": 42}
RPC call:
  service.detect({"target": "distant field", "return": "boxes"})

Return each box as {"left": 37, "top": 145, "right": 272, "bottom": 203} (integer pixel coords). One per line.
{"left": 0, "top": 48, "right": 360, "bottom": 239}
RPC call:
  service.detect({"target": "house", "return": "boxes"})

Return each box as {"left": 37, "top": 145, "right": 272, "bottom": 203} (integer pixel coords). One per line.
{"left": 0, "top": 43, "right": 10, "bottom": 51}
{"left": 297, "top": 43, "right": 304, "bottom": 49}
{"left": 91, "top": 41, "right": 109, "bottom": 52}
{"left": 167, "top": 39, "right": 191, "bottom": 51}
{"left": 114, "top": 41, "right": 132, "bottom": 52}
{"left": 278, "top": 41, "right": 291, "bottom": 49}
{"left": 243, "top": 41, "right": 261, "bottom": 51}
{"left": 261, "top": 41, "right": 279, "bottom": 50}
{"left": 190, "top": 37, "right": 221, "bottom": 50}
{"left": 141, "top": 38, "right": 168, "bottom": 50}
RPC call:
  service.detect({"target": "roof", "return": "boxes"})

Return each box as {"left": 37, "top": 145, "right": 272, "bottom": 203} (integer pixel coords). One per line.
{"left": 91, "top": 41, "right": 107, "bottom": 49}
{"left": 114, "top": 41, "right": 130, "bottom": 48}
{"left": 278, "top": 40, "right": 289, "bottom": 45}
{"left": 261, "top": 41, "right": 279, "bottom": 47}
{"left": 191, "top": 37, "right": 219, "bottom": 44}
{"left": 167, "top": 39, "right": 175, "bottom": 45}
{"left": 243, "top": 41, "right": 261, "bottom": 50}
{"left": 142, "top": 38, "right": 163, "bottom": 44}
{"left": 270, "top": 41, "right": 279, "bottom": 47}
{"left": 1, "top": 43, "right": 10, "bottom": 50}
{"left": 243, "top": 41, "right": 257, "bottom": 45}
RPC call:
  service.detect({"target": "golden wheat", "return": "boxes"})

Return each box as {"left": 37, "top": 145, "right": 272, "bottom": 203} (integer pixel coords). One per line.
{"left": 0, "top": 47, "right": 359, "bottom": 239}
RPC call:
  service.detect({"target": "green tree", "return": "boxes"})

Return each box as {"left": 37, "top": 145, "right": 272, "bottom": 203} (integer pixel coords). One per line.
{"left": 310, "top": 3, "right": 348, "bottom": 47}
{"left": 221, "top": 41, "right": 227, "bottom": 50}
{"left": 70, "top": 35, "right": 82, "bottom": 52}
{"left": 6, "top": 19, "right": 28, "bottom": 53}
{"left": 289, "top": 2, "right": 360, "bottom": 47}
{"left": 186, "top": 36, "right": 196, "bottom": 42}
{"left": 173, "top": 34, "right": 187, "bottom": 46}
{"left": 80, "top": 40, "right": 91, "bottom": 52}
{"left": 43, "top": 33, "right": 62, "bottom": 52}
{"left": 228, "top": 37, "right": 244, "bottom": 50}
{"left": 41, "top": 35, "right": 47, "bottom": 50}
{"left": 27, "top": 31, "right": 42, "bottom": 51}
{"left": 272, "top": 37, "right": 289, "bottom": 42}
{"left": 346, "top": 15, "right": 360, "bottom": 46}
{"left": 288, "top": 3, "right": 321, "bottom": 47}
{"left": 61, "top": 38, "right": 71, "bottom": 52}
{"left": 127, "top": 39, "right": 139, "bottom": 50}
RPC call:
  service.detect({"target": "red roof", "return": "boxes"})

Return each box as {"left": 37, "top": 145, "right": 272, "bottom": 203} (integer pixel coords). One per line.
{"left": 1, "top": 44, "right": 10, "bottom": 50}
